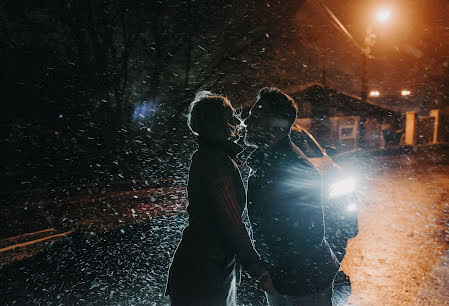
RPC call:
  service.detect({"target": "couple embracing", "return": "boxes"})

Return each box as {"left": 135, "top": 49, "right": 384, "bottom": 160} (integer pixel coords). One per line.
{"left": 165, "top": 88, "right": 353, "bottom": 306}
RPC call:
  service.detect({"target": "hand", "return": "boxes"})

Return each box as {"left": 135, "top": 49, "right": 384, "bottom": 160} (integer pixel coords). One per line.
{"left": 258, "top": 271, "right": 279, "bottom": 295}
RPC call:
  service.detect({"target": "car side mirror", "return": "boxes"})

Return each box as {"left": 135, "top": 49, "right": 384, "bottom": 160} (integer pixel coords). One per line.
{"left": 324, "top": 145, "right": 337, "bottom": 156}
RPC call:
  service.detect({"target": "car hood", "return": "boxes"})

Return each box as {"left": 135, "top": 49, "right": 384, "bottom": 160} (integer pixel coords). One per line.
{"left": 308, "top": 154, "right": 342, "bottom": 175}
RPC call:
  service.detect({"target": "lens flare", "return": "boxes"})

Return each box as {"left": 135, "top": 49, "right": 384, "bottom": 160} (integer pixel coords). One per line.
{"left": 346, "top": 203, "right": 358, "bottom": 212}
{"left": 132, "top": 101, "right": 156, "bottom": 121}
{"left": 375, "top": 9, "right": 391, "bottom": 23}
{"left": 329, "top": 177, "right": 356, "bottom": 198}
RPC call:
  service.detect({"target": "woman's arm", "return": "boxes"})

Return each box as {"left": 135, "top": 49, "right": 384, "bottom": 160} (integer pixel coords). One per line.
{"left": 209, "top": 173, "right": 277, "bottom": 294}
{"left": 208, "top": 161, "right": 268, "bottom": 281}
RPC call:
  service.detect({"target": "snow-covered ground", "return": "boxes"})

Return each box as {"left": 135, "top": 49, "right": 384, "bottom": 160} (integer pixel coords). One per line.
{"left": 1, "top": 152, "right": 448, "bottom": 305}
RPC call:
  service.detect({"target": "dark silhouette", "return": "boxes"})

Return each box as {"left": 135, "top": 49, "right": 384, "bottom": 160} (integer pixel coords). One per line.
{"left": 165, "top": 91, "right": 276, "bottom": 305}
{"left": 245, "top": 87, "right": 352, "bottom": 305}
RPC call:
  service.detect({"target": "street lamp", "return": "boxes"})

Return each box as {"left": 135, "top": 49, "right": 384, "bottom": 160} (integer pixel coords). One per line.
{"left": 360, "top": 10, "right": 392, "bottom": 146}
{"left": 318, "top": 1, "right": 394, "bottom": 147}
{"left": 362, "top": 9, "right": 392, "bottom": 103}
{"left": 375, "top": 9, "right": 392, "bottom": 24}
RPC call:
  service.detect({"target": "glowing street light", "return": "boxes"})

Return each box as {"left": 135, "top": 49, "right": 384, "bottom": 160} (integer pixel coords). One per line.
{"left": 401, "top": 90, "right": 411, "bottom": 96}
{"left": 375, "top": 9, "right": 391, "bottom": 24}
{"left": 369, "top": 90, "right": 380, "bottom": 97}
{"left": 317, "top": 1, "right": 397, "bottom": 148}
{"left": 363, "top": 8, "right": 394, "bottom": 103}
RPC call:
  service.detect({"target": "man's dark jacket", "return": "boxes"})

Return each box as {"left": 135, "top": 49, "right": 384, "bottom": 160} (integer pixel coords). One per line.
{"left": 247, "top": 137, "right": 337, "bottom": 296}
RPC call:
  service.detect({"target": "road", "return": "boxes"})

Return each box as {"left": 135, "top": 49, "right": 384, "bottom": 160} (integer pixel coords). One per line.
{"left": 1, "top": 151, "right": 448, "bottom": 305}
{"left": 337, "top": 151, "right": 449, "bottom": 305}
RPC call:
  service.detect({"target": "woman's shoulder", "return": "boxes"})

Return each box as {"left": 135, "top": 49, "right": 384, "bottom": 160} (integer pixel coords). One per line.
{"left": 191, "top": 150, "right": 237, "bottom": 176}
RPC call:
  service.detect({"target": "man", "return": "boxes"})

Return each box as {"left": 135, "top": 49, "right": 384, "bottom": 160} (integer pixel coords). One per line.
{"left": 244, "top": 87, "right": 345, "bottom": 305}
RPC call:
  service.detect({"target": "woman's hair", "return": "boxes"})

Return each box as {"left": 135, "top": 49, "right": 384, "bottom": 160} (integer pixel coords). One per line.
{"left": 187, "top": 91, "right": 234, "bottom": 139}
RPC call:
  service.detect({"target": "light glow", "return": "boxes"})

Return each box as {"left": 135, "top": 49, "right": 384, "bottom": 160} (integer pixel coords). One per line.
{"left": 132, "top": 100, "right": 156, "bottom": 122}
{"left": 401, "top": 90, "right": 411, "bottom": 96}
{"left": 369, "top": 90, "right": 380, "bottom": 97}
{"left": 375, "top": 9, "right": 391, "bottom": 23}
{"left": 347, "top": 203, "right": 358, "bottom": 212}
{"left": 329, "top": 177, "right": 356, "bottom": 198}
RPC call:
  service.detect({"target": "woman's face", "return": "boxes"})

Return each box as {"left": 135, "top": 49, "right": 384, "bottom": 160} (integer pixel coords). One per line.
{"left": 244, "top": 101, "right": 268, "bottom": 146}
{"left": 224, "top": 107, "right": 240, "bottom": 142}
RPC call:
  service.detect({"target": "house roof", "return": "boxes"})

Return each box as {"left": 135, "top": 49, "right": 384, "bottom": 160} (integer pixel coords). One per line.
{"left": 285, "top": 83, "right": 405, "bottom": 120}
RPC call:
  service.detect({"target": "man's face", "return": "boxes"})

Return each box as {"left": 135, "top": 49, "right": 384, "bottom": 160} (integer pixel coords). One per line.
{"left": 244, "top": 100, "right": 293, "bottom": 148}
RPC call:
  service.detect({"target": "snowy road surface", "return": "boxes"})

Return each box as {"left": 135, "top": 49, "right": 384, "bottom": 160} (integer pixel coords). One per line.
{"left": 1, "top": 152, "right": 448, "bottom": 305}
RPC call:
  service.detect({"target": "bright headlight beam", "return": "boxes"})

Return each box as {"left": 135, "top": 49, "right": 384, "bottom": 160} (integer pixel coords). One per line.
{"left": 329, "top": 177, "right": 356, "bottom": 198}
{"left": 347, "top": 203, "right": 357, "bottom": 212}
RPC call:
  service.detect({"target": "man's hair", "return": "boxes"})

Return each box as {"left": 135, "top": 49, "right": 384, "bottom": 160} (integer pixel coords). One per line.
{"left": 187, "top": 91, "right": 234, "bottom": 138}
{"left": 255, "top": 87, "right": 298, "bottom": 127}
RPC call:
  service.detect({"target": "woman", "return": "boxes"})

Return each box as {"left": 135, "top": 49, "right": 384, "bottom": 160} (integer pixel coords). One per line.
{"left": 165, "top": 91, "right": 276, "bottom": 305}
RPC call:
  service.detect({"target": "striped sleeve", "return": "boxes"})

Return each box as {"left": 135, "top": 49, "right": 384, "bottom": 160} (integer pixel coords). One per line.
{"left": 212, "top": 175, "right": 243, "bottom": 226}
{"left": 208, "top": 163, "right": 266, "bottom": 280}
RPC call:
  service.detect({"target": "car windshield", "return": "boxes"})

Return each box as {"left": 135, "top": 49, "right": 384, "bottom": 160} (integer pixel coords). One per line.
{"left": 290, "top": 130, "right": 324, "bottom": 158}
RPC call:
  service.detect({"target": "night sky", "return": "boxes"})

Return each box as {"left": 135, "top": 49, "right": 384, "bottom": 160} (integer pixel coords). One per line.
{"left": 295, "top": 0, "right": 449, "bottom": 106}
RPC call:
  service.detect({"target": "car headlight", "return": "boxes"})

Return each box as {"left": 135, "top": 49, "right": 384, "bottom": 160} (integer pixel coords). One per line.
{"left": 329, "top": 177, "right": 356, "bottom": 199}
{"left": 346, "top": 202, "right": 358, "bottom": 212}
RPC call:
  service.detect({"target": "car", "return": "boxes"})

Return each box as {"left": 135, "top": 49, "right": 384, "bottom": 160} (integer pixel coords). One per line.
{"left": 290, "top": 122, "right": 359, "bottom": 262}
{"left": 290, "top": 123, "right": 357, "bottom": 199}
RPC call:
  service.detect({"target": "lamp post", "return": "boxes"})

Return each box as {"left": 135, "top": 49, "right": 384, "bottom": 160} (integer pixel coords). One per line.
{"left": 361, "top": 8, "right": 392, "bottom": 104}
{"left": 359, "top": 9, "right": 391, "bottom": 147}
{"left": 318, "top": 2, "right": 393, "bottom": 147}
{"left": 360, "top": 8, "right": 391, "bottom": 146}
{"left": 318, "top": 2, "right": 392, "bottom": 104}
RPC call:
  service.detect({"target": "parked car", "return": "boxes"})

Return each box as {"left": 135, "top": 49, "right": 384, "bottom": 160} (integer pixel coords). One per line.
{"left": 290, "top": 122, "right": 359, "bottom": 262}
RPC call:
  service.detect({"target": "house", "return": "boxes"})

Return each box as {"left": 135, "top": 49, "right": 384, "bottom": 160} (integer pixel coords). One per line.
{"left": 285, "top": 83, "right": 404, "bottom": 152}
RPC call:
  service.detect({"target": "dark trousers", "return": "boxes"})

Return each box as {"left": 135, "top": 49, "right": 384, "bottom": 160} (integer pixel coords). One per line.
{"left": 266, "top": 286, "right": 332, "bottom": 306}
{"left": 168, "top": 262, "right": 237, "bottom": 306}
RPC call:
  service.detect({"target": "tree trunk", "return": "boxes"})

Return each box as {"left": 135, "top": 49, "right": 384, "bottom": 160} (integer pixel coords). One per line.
{"left": 147, "top": 4, "right": 162, "bottom": 101}
{"left": 183, "top": 0, "right": 193, "bottom": 91}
